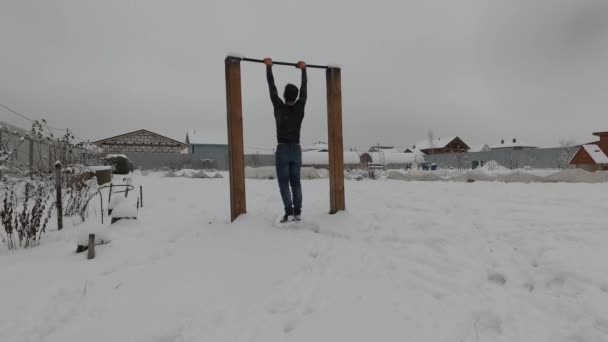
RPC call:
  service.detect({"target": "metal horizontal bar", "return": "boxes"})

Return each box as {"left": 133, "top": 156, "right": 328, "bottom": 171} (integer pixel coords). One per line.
{"left": 240, "top": 57, "right": 329, "bottom": 69}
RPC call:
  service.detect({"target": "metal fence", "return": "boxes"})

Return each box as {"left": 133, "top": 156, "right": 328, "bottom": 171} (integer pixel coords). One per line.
{"left": 125, "top": 151, "right": 277, "bottom": 170}
{"left": 423, "top": 147, "right": 579, "bottom": 170}
{"left": 0, "top": 128, "right": 103, "bottom": 177}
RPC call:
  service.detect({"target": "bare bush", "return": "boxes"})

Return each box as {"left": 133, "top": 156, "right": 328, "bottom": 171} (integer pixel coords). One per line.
{"left": 1, "top": 179, "right": 54, "bottom": 250}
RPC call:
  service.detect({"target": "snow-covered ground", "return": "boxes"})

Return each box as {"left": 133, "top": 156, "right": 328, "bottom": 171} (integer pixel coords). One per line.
{"left": 2, "top": 173, "right": 608, "bottom": 342}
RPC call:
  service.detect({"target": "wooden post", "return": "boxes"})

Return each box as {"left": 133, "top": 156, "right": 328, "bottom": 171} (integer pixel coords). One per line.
{"left": 55, "top": 162, "right": 63, "bottom": 230}
{"left": 326, "top": 67, "right": 345, "bottom": 214}
{"left": 225, "top": 56, "right": 246, "bottom": 221}
{"left": 87, "top": 234, "right": 95, "bottom": 259}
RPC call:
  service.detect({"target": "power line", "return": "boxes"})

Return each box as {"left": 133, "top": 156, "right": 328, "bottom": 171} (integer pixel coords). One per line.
{"left": 0, "top": 102, "right": 89, "bottom": 142}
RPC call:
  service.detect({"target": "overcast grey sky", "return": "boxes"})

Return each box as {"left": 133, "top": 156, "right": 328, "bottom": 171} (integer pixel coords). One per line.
{"left": 1, "top": 0, "right": 607, "bottom": 150}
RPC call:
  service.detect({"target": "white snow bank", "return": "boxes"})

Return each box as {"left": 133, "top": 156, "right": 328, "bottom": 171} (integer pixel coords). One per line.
{"left": 163, "top": 169, "right": 223, "bottom": 179}
{"left": 112, "top": 200, "right": 137, "bottom": 218}
{"left": 345, "top": 169, "right": 369, "bottom": 180}
{"left": 387, "top": 170, "right": 445, "bottom": 181}
{"left": 105, "top": 154, "right": 128, "bottom": 159}
{"left": 388, "top": 168, "right": 608, "bottom": 183}
{"left": 302, "top": 151, "right": 361, "bottom": 166}
{"left": 245, "top": 166, "right": 324, "bottom": 179}
{"left": 108, "top": 194, "right": 124, "bottom": 210}
{"left": 545, "top": 169, "right": 608, "bottom": 183}
{"left": 87, "top": 166, "right": 112, "bottom": 171}
{"left": 76, "top": 224, "right": 112, "bottom": 246}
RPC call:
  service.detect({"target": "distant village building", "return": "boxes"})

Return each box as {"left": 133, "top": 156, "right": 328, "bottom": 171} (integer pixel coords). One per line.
{"left": 568, "top": 145, "right": 608, "bottom": 171}
{"left": 467, "top": 144, "right": 491, "bottom": 153}
{"left": 94, "top": 129, "right": 187, "bottom": 154}
{"left": 413, "top": 136, "right": 469, "bottom": 155}
{"left": 590, "top": 131, "right": 608, "bottom": 156}
{"left": 360, "top": 147, "right": 424, "bottom": 169}
{"left": 569, "top": 132, "right": 608, "bottom": 172}
{"left": 490, "top": 138, "right": 538, "bottom": 151}
{"left": 369, "top": 145, "right": 396, "bottom": 153}
{"left": 301, "top": 142, "right": 361, "bottom": 169}
{"left": 185, "top": 130, "right": 229, "bottom": 170}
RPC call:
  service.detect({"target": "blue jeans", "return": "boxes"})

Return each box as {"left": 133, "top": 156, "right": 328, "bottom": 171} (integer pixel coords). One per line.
{"left": 275, "top": 144, "right": 302, "bottom": 214}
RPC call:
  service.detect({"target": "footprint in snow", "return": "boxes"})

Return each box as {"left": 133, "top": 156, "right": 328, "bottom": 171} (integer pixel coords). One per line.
{"left": 488, "top": 272, "right": 507, "bottom": 286}
{"left": 432, "top": 292, "right": 445, "bottom": 300}
{"left": 547, "top": 275, "right": 566, "bottom": 288}
{"left": 272, "top": 216, "right": 321, "bottom": 234}
{"left": 474, "top": 311, "right": 503, "bottom": 334}
{"left": 523, "top": 282, "right": 535, "bottom": 292}
{"left": 283, "top": 317, "right": 299, "bottom": 334}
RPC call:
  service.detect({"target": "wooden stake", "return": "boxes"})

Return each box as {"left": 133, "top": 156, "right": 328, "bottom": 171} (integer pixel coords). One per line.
{"left": 326, "top": 67, "right": 346, "bottom": 214}
{"left": 87, "top": 234, "right": 95, "bottom": 260}
{"left": 225, "top": 56, "right": 246, "bottom": 221}
{"left": 55, "top": 162, "right": 63, "bottom": 230}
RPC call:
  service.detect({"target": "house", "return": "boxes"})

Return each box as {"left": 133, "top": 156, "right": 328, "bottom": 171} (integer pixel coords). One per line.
{"left": 569, "top": 144, "right": 608, "bottom": 171}
{"left": 369, "top": 145, "right": 396, "bottom": 153}
{"left": 413, "top": 136, "right": 470, "bottom": 155}
{"left": 467, "top": 144, "right": 491, "bottom": 153}
{"left": 592, "top": 131, "right": 608, "bottom": 155}
{"left": 301, "top": 142, "right": 361, "bottom": 169}
{"left": 94, "top": 129, "right": 187, "bottom": 154}
{"left": 360, "top": 147, "right": 424, "bottom": 169}
{"left": 490, "top": 138, "right": 538, "bottom": 150}
{"left": 185, "top": 130, "right": 229, "bottom": 170}
{"left": 303, "top": 142, "right": 330, "bottom": 152}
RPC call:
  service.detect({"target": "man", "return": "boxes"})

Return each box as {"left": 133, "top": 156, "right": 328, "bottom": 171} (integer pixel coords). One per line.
{"left": 264, "top": 57, "right": 307, "bottom": 223}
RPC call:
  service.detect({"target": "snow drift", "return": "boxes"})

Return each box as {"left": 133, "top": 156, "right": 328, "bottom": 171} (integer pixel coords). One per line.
{"left": 388, "top": 168, "right": 608, "bottom": 183}
{"left": 245, "top": 166, "right": 325, "bottom": 180}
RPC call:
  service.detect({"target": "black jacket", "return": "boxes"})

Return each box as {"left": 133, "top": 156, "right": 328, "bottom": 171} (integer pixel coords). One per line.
{"left": 267, "top": 66, "right": 307, "bottom": 144}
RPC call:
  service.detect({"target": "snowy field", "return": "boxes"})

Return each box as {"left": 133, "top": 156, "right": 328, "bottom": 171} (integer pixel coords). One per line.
{"left": 2, "top": 172, "right": 608, "bottom": 342}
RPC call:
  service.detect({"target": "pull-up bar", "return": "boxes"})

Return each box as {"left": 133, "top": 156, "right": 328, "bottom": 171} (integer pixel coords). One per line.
{"left": 234, "top": 56, "right": 331, "bottom": 69}
{"left": 224, "top": 55, "right": 345, "bottom": 222}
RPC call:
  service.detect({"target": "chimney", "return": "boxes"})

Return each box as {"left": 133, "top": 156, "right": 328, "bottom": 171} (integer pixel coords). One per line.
{"left": 513, "top": 138, "right": 516, "bottom": 143}
{"left": 593, "top": 131, "right": 608, "bottom": 155}
{"left": 501, "top": 139, "right": 504, "bottom": 144}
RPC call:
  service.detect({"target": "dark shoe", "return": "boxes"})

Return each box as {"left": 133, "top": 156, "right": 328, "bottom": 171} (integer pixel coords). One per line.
{"left": 280, "top": 214, "right": 291, "bottom": 223}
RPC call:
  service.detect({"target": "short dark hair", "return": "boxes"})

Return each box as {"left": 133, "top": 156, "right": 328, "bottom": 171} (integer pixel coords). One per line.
{"left": 284, "top": 84, "right": 299, "bottom": 103}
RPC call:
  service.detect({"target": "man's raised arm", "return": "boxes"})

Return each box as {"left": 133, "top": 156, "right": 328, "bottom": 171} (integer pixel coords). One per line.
{"left": 296, "top": 61, "right": 307, "bottom": 104}
{"left": 264, "top": 58, "right": 281, "bottom": 106}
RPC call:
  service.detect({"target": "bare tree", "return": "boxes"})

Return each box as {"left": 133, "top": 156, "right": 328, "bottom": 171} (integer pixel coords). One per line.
{"left": 427, "top": 130, "right": 435, "bottom": 146}
{"left": 558, "top": 138, "right": 578, "bottom": 148}
{"left": 427, "top": 130, "right": 435, "bottom": 155}
{"left": 557, "top": 138, "right": 579, "bottom": 169}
